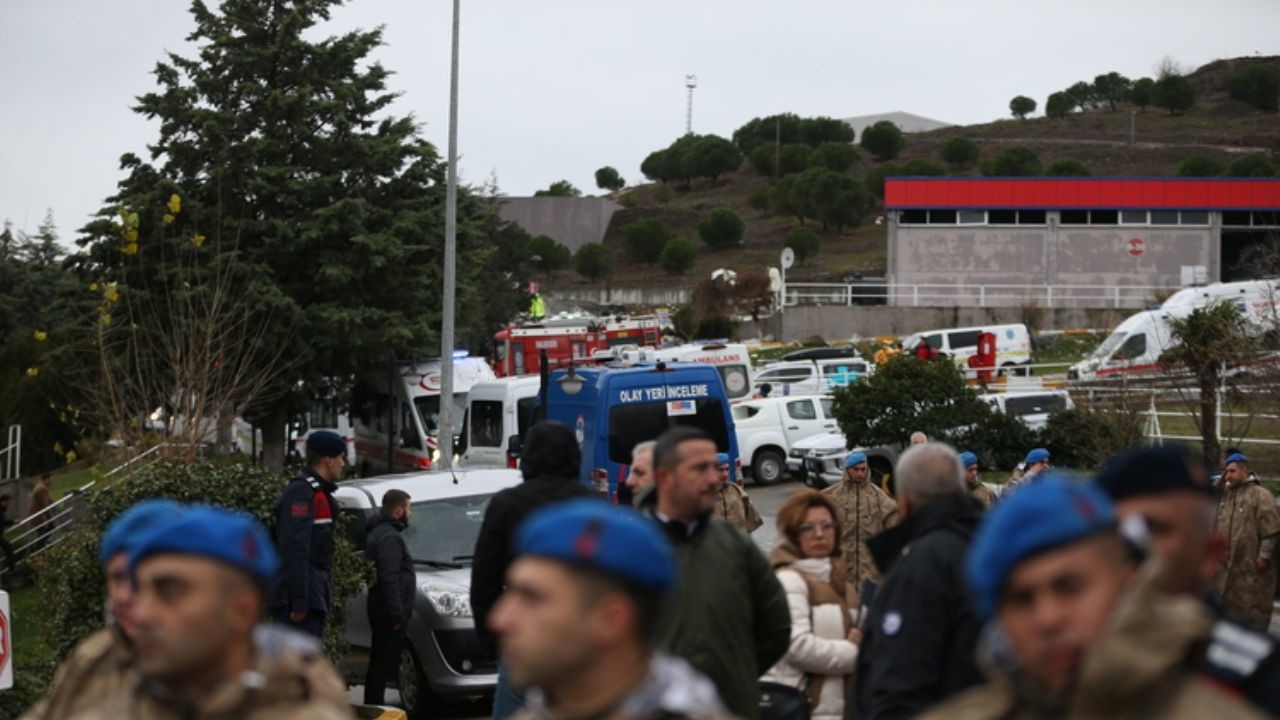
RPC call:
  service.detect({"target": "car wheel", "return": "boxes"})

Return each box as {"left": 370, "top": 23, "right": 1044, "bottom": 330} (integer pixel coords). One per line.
{"left": 398, "top": 645, "right": 429, "bottom": 717}
{"left": 752, "top": 450, "right": 786, "bottom": 486}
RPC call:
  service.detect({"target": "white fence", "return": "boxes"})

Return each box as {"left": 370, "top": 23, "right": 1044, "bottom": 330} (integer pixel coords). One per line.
{"left": 782, "top": 282, "right": 1181, "bottom": 309}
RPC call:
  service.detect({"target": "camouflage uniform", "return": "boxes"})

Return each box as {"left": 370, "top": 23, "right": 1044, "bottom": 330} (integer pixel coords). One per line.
{"left": 1213, "top": 477, "right": 1280, "bottom": 631}
{"left": 20, "top": 627, "right": 133, "bottom": 720}
{"left": 712, "top": 482, "right": 763, "bottom": 534}
{"left": 967, "top": 481, "right": 997, "bottom": 509}
{"left": 821, "top": 477, "right": 897, "bottom": 606}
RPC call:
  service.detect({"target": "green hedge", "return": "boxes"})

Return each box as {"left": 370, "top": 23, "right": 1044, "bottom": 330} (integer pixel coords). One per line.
{"left": 35, "top": 461, "right": 369, "bottom": 670}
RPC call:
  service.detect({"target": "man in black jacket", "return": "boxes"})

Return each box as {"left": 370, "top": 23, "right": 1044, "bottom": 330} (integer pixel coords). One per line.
{"left": 365, "top": 488, "right": 415, "bottom": 705}
{"left": 853, "top": 442, "right": 984, "bottom": 720}
{"left": 471, "top": 421, "right": 592, "bottom": 719}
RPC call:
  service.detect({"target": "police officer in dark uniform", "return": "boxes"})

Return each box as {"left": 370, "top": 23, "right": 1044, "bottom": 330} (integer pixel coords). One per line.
{"left": 269, "top": 430, "right": 345, "bottom": 638}
{"left": 1098, "top": 445, "right": 1280, "bottom": 717}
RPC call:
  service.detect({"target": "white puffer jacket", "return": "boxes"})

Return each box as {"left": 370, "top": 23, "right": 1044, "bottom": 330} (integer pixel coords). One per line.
{"left": 761, "top": 558, "right": 858, "bottom": 720}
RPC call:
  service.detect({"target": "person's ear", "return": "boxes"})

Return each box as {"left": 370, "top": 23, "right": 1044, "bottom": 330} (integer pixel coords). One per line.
{"left": 586, "top": 593, "right": 633, "bottom": 648}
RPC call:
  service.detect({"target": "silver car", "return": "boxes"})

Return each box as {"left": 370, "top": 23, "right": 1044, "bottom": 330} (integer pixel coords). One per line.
{"left": 334, "top": 468, "right": 522, "bottom": 716}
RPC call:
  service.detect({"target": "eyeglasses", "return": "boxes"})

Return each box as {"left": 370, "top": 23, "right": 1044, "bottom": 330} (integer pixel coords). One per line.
{"left": 798, "top": 522, "right": 835, "bottom": 534}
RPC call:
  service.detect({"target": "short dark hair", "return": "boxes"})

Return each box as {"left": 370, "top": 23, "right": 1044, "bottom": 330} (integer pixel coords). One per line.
{"left": 653, "top": 426, "right": 714, "bottom": 474}
{"left": 569, "top": 564, "right": 665, "bottom": 645}
{"left": 381, "top": 489, "right": 411, "bottom": 515}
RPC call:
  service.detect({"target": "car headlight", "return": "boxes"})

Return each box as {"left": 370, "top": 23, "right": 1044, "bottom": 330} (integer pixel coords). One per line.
{"left": 789, "top": 449, "right": 804, "bottom": 458}
{"left": 422, "top": 581, "right": 472, "bottom": 618}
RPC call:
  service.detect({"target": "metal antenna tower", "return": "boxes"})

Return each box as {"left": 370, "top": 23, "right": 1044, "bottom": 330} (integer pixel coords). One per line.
{"left": 685, "top": 74, "right": 698, "bottom": 133}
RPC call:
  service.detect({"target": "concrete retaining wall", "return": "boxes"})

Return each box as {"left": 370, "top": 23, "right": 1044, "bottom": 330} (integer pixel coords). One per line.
{"left": 498, "top": 197, "right": 622, "bottom": 253}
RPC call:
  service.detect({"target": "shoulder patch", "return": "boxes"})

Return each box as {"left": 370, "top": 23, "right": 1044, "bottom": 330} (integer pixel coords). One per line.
{"left": 882, "top": 611, "right": 903, "bottom": 636}
{"left": 1206, "top": 620, "right": 1275, "bottom": 680}
{"left": 290, "top": 501, "right": 310, "bottom": 518}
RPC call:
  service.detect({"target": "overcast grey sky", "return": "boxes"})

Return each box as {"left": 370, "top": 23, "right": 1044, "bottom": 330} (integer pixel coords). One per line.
{"left": 2, "top": 0, "right": 1277, "bottom": 244}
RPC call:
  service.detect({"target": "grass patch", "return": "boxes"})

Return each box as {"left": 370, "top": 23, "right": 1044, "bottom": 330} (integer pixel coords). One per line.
{"left": 9, "top": 585, "right": 53, "bottom": 669}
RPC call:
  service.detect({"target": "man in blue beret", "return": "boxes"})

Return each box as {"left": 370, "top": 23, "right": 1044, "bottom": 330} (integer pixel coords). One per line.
{"left": 268, "top": 429, "right": 346, "bottom": 638}
{"left": 919, "top": 477, "right": 1262, "bottom": 719}
{"left": 1212, "top": 452, "right": 1280, "bottom": 631}
{"left": 20, "top": 500, "right": 184, "bottom": 720}
{"left": 959, "top": 451, "right": 996, "bottom": 508}
{"left": 821, "top": 449, "right": 897, "bottom": 606}
{"left": 81, "top": 505, "right": 353, "bottom": 719}
{"left": 489, "top": 499, "right": 729, "bottom": 720}
{"left": 710, "top": 452, "right": 762, "bottom": 534}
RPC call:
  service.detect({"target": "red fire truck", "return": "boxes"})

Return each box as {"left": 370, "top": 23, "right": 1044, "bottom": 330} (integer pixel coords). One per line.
{"left": 491, "top": 316, "right": 663, "bottom": 377}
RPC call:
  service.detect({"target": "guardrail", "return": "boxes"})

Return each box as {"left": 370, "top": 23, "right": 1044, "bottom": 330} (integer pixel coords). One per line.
{"left": 0, "top": 425, "right": 18, "bottom": 482}
{"left": 782, "top": 282, "right": 1181, "bottom": 309}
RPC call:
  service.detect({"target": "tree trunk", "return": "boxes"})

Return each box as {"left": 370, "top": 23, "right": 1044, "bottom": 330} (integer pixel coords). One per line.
{"left": 215, "top": 409, "right": 235, "bottom": 455}
{"left": 1199, "top": 371, "right": 1220, "bottom": 465}
{"left": 260, "top": 400, "right": 290, "bottom": 472}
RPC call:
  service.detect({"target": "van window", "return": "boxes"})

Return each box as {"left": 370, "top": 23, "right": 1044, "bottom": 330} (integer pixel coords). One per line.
{"left": 717, "top": 365, "right": 751, "bottom": 399}
{"left": 471, "top": 400, "right": 504, "bottom": 448}
{"left": 733, "top": 404, "right": 763, "bottom": 420}
{"left": 948, "top": 330, "right": 981, "bottom": 349}
{"left": 413, "top": 393, "right": 467, "bottom": 440}
{"left": 786, "top": 400, "right": 817, "bottom": 421}
{"left": 1004, "top": 395, "right": 1068, "bottom": 417}
{"left": 925, "top": 334, "right": 943, "bottom": 350}
{"left": 1111, "top": 334, "right": 1147, "bottom": 362}
{"left": 401, "top": 403, "right": 422, "bottom": 449}
{"left": 516, "top": 397, "right": 535, "bottom": 440}
{"left": 608, "top": 399, "right": 730, "bottom": 463}
{"left": 820, "top": 398, "right": 835, "bottom": 418}
{"left": 757, "top": 366, "right": 812, "bottom": 382}
{"left": 307, "top": 400, "right": 340, "bottom": 429}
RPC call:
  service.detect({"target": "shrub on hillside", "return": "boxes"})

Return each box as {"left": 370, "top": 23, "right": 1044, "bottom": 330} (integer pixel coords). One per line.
{"left": 748, "top": 142, "right": 812, "bottom": 177}
{"left": 621, "top": 218, "right": 673, "bottom": 265}
{"left": 1225, "top": 155, "right": 1278, "bottom": 178}
{"left": 1045, "top": 159, "right": 1092, "bottom": 176}
{"left": 800, "top": 117, "right": 855, "bottom": 146}
{"left": 1129, "top": 77, "right": 1155, "bottom": 111}
{"left": 940, "top": 137, "right": 980, "bottom": 169}
{"left": 747, "top": 186, "right": 771, "bottom": 216}
{"left": 36, "top": 461, "right": 368, "bottom": 668}
{"left": 1177, "top": 155, "right": 1226, "bottom": 177}
{"left": 770, "top": 174, "right": 801, "bottom": 218}
{"left": 785, "top": 227, "right": 820, "bottom": 265}
{"left": 653, "top": 184, "right": 675, "bottom": 204}
{"left": 527, "top": 234, "right": 572, "bottom": 275}
{"left": 534, "top": 180, "right": 581, "bottom": 197}
{"left": 698, "top": 209, "right": 746, "bottom": 250}
{"left": 859, "top": 121, "right": 905, "bottom": 162}
{"left": 900, "top": 159, "right": 946, "bottom": 176}
{"left": 659, "top": 236, "right": 697, "bottom": 275}
{"left": 1152, "top": 75, "right": 1195, "bottom": 115}
{"left": 808, "top": 142, "right": 860, "bottom": 173}
{"left": 732, "top": 113, "right": 853, "bottom": 154}
{"left": 641, "top": 150, "right": 670, "bottom": 183}
{"left": 1009, "top": 95, "right": 1037, "bottom": 119}
{"left": 1066, "top": 81, "right": 1095, "bottom": 111}
{"left": 793, "top": 168, "right": 874, "bottom": 232}
{"left": 1045, "top": 91, "right": 1075, "bottom": 118}
{"left": 594, "top": 166, "right": 625, "bottom": 192}
{"left": 574, "top": 243, "right": 615, "bottom": 283}
{"left": 687, "top": 135, "right": 743, "bottom": 182}
{"left": 864, "top": 163, "right": 901, "bottom": 200}
{"left": 1229, "top": 65, "right": 1280, "bottom": 111}
{"left": 980, "top": 146, "right": 1042, "bottom": 176}
{"left": 1092, "top": 72, "right": 1132, "bottom": 111}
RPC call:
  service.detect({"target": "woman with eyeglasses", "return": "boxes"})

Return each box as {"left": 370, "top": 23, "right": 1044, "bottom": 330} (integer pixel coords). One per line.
{"left": 760, "top": 489, "right": 860, "bottom": 720}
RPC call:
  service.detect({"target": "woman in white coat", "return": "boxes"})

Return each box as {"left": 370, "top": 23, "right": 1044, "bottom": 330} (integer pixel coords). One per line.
{"left": 762, "top": 489, "right": 860, "bottom": 720}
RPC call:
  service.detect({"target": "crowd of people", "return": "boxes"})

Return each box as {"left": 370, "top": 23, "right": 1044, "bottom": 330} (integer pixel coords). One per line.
{"left": 16, "top": 423, "right": 1280, "bottom": 719}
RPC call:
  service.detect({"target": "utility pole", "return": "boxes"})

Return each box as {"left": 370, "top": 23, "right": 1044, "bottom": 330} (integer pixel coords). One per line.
{"left": 439, "top": 0, "right": 460, "bottom": 469}
{"left": 685, "top": 75, "right": 697, "bottom": 134}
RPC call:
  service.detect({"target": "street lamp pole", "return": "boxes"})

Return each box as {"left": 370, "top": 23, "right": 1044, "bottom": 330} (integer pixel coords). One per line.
{"left": 439, "top": 0, "right": 461, "bottom": 469}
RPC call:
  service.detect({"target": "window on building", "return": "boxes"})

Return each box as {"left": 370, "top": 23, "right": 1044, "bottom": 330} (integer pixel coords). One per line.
{"left": 1018, "top": 210, "right": 1047, "bottom": 224}
{"left": 899, "top": 210, "right": 927, "bottom": 224}
{"left": 1149, "top": 210, "right": 1180, "bottom": 225}
{"left": 929, "top": 209, "right": 958, "bottom": 224}
{"left": 1223, "top": 211, "right": 1252, "bottom": 226}
{"left": 1060, "top": 210, "right": 1089, "bottom": 224}
{"left": 1120, "top": 210, "right": 1148, "bottom": 225}
{"left": 1179, "top": 211, "right": 1209, "bottom": 225}
{"left": 1090, "top": 210, "right": 1119, "bottom": 225}
{"left": 988, "top": 210, "right": 1017, "bottom": 224}
{"left": 1255, "top": 211, "right": 1280, "bottom": 227}
{"left": 958, "top": 210, "right": 986, "bottom": 225}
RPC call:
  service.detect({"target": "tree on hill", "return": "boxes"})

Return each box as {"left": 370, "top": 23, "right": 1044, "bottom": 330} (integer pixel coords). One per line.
{"left": 785, "top": 227, "right": 820, "bottom": 265}
{"left": 809, "top": 142, "right": 860, "bottom": 173}
{"left": 860, "top": 121, "right": 905, "bottom": 162}
{"left": 748, "top": 142, "right": 812, "bottom": 177}
{"left": 535, "top": 180, "right": 581, "bottom": 197}
{"left": 1046, "top": 91, "right": 1075, "bottom": 118}
{"left": 1009, "top": 95, "right": 1037, "bottom": 119}
{"left": 659, "top": 236, "right": 697, "bottom": 275}
{"left": 1093, "top": 72, "right": 1132, "bottom": 111}
{"left": 770, "top": 174, "right": 802, "bottom": 219}
{"left": 621, "top": 218, "right": 673, "bottom": 265}
{"left": 980, "top": 146, "right": 1042, "bottom": 176}
{"left": 1177, "top": 155, "right": 1225, "bottom": 177}
{"left": 800, "top": 117, "right": 855, "bottom": 146}
{"left": 791, "top": 168, "right": 874, "bottom": 233}
{"left": 900, "top": 159, "right": 946, "bottom": 176}
{"left": 641, "top": 149, "right": 671, "bottom": 183}
{"left": 864, "top": 163, "right": 901, "bottom": 201}
{"left": 698, "top": 208, "right": 746, "bottom": 249}
{"left": 1129, "top": 77, "right": 1155, "bottom": 112}
{"left": 1229, "top": 65, "right": 1280, "bottom": 111}
{"left": 687, "top": 135, "right": 743, "bottom": 183}
{"left": 574, "top": 243, "right": 614, "bottom": 284}
{"left": 1224, "top": 155, "right": 1278, "bottom": 178}
{"left": 732, "top": 113, "right": 803, "bottom": 154}
{"left": 527, "top": 235, "right": 572, "bottom": 276}
{"left": 1066, "top": 81, "right": 1095, "bottom": 111}
{"left": 1152, "top": 75, "right": 1195, "bottom": 115}
{"left": 1045, "top": 159, "right": 1092, "bottom": 176}
{"left": 594, "top": 166, "right": 625, "bottom": 192}
{"left": 940, "top": 137, "right": 980, "bottom": 170}
{"left": 748, "top": 186, "right": 771, "bottom": 216}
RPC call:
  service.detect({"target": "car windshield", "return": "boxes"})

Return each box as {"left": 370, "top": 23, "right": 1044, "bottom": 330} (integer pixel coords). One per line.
{"left": 1093, "top": 330, "right": 1126, "bottom": 360}
{"left": 402, "top": 493, "right": 492, "bottom": 565}
{"left": 413, "top": 393, "right": 467, "bottom": 437}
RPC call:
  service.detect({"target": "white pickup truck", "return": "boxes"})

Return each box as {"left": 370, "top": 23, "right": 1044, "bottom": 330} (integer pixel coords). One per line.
{"left": 732, "top": 395, "right": 839, "bottom": 485}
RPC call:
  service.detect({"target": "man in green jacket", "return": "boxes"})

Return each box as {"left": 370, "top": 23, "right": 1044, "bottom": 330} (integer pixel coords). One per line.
{"left": 641, "top": 427, "right": 791, "bottom": 720}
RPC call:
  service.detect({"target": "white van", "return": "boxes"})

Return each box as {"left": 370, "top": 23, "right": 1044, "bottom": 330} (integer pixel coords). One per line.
{"left": 980, "top": 390, "right": 1074, "bottom": 431}
{"left": 652, "top": 343, "right": 754, "bottom": 401}
{"left": 353, "top": 355, "right": 497, "bottom": 475}
{"left": 902, "top": 323, "right": 1032, "bottom": 372}
{"left": 752, "top": 357, "right": 874, "bottom": 397}
{"left": 460, "top": 375, "right": 541, "bottom": 468}
{"left": 1070, "top": 279, "right": 1280, "bottom": 380}
{"left": 292, "top": 397, "right": 356, "bottom": 466}
{"left": 732, "top": 396, "right": 840, "bottom": 484}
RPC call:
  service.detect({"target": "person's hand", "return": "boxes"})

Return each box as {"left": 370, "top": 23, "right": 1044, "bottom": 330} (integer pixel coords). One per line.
{"left": 847, "top": 627, "right": 861, "bottom": 644}
{"left": 1257, "top": 558, "right": 1272, "bottom": 573}
{"left": 289, "top": 611, "right": 307, "bottom": 622}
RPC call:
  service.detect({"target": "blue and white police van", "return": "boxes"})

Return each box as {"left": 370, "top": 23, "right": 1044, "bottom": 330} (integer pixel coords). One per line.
{"left": 542, "top": 362, "right": 741, "bottom": 499}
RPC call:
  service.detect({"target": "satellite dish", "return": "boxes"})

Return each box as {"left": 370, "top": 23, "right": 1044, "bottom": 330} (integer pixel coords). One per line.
{"left": 780, "top": 247, "right": 795, "bottom": 270}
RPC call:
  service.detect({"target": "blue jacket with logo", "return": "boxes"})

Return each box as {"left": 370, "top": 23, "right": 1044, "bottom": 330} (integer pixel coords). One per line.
{"left": 269, "top": 467, "right": 338, "bottom": 615}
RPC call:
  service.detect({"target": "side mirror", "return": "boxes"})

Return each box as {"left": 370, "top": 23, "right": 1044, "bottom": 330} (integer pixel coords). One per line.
{"left": 506, "top": 434, "right": 523, "bottom": 460}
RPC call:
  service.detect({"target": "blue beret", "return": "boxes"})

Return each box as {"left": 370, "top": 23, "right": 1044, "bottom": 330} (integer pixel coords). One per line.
{"left": 516, "top": 499, "right": 675, "bottom": 593}
{"left": 130, "top": 505, "right": 279, "bottom": 585}
{"left": 716, "top": 453, "right": 731, "bottom": 467}
{"left": 1096, "top": 446, "right": 1212, "bottom": 499}
{"left": 100, "top": 500, "right": 184, "bottom": 565}
{"left": 306, "top": 430, "right": 346, "bottom": 458}
{"left": 958, "top": 451, "right": 978, "bottom": 468}
{"left": 845, "top": 451, "right": 867, "bottom": 468}
{"left": 966, "top": 477, "right": 1115, "bottom": 620}
{"left": 1226, "top": 452, "right": 1249, "bottom": 465}
{"left": 1024, "top": 448, "right": 1050, "bottom": 465}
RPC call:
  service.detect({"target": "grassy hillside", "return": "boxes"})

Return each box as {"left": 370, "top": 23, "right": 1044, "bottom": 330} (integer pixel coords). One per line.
{"left": 546, "top": 55, "right": 1280, "bottom": 292}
